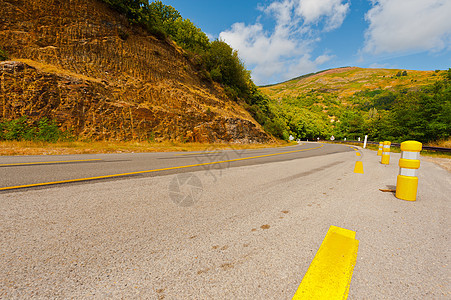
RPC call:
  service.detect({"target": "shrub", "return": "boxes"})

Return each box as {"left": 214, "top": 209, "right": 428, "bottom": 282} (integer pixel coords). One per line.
{"left": 0, "top": 117, "right": 72, "bottom": 142}
{"left": 0, "top": 48, "right": 8, "bottom": 61}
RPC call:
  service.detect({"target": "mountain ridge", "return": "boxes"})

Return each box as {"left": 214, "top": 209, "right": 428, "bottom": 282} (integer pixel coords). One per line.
{"left": 260, "top": 66, "right": 438, "bottom": 101}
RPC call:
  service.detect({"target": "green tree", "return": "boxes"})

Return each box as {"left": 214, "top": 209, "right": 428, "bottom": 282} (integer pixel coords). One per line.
{"left": 206, "top": 40, "right": 250, "bottom": 96}
{"left": 334, "top": 110, "right": 365, "bottom": 140}
{"left": 170, "top": 18, "right": 210, "bottom": 54}
{"left": 0, "top": 48, "right": 7, "bottom": 61}
{"left": 149, "top": 1, "right": 181, "bottom": 36}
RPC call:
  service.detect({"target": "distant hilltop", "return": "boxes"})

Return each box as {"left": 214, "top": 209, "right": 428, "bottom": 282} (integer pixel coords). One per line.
{"left": 260, "top": 67, "right": 438, "bottom": 100}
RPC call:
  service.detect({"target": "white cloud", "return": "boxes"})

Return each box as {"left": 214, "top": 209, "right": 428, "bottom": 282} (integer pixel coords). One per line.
{"left": 286, "top": 54, "right": 334, "bottom": 79}
{"left": 364, "top": 0, "right": 451, "bottom": 54}
{"left": 369, "top": 62, "right": 393, "bottom": 69}
{"left": 219, "top": 0, "right": 350, "bottom": 85}
{"left": 296, "top": 0, "right": 350, "bottom": 31}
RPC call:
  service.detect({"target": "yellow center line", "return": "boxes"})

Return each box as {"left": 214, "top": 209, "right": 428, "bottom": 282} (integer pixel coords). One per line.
{"left": 0, "top": 159, "right": 102, "bottom": 167}
{"left": 174, "top": 144, "right": 301, "bottom": 156}
{"left": 174, "top": 151, "right": 223, "bottom": 156}
{"left": 0, "top": 144, "right": 324, "bottom": 191}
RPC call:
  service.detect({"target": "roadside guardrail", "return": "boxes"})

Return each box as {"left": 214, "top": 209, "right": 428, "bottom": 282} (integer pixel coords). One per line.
{"left": 331, "top": 140, "right": 451, "bottom": 153}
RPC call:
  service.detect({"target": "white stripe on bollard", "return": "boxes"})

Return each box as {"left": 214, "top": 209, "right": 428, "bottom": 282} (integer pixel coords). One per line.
{"left": 400, "top": 168, "right": 417, "bottom": 177}
{"left": 402, "top": 151, "right": 420, "bottom": 160}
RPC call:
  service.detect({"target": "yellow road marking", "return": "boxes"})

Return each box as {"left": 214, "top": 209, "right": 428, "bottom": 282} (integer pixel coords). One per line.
{"left": 293, "top": 225, "right": 359, "bottom": 300}
{"left": 0, "top": 159, "right": 102, "bottom": 167}
{"left": 174, "top": 144, "right": 300, "bottom": 156}
{"left": 174, "top": 151, "right": 223, "bottom": 156}
{"left": 0, "top": 144, "right": 324, "bottom": 191}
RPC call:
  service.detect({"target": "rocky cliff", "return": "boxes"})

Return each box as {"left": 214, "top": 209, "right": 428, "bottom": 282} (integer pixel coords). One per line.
{"left": 0, "top": 0, "right": 271, "bottom": 143}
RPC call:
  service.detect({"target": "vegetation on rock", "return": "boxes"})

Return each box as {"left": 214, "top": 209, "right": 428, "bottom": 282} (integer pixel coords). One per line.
{"left": 99, "top": 0, "right": 282, "bottom": 138}
{"left": 0, "top": 117, "right": 72, "bottom": 142}
{"left": 0, "top": 48, "right": 7, "bottom": 61}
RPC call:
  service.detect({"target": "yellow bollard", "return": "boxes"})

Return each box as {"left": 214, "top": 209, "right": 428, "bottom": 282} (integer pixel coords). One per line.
{"left": 377, "top": 142, "right": 383, "bottom": 156}
{"left": 396, "top": 141, "right": 422, "bottom": 201}
{"left": 354, "top": 152, "right": 364, "bottom": 174}
{"left": 381, "top": 141, "right": 391, "bottom": 165}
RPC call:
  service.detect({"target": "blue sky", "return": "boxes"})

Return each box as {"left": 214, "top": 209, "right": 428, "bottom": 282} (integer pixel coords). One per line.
{"left": 163, "top": 0, "right": 451, "bottom": 85}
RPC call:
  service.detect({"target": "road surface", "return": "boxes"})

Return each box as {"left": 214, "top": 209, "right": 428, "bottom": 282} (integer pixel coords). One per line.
{"left": 0, "top": 143, "right": 348, "bottom": 191}
{"left": 0, "top": 142, "right": 449, "bottom": 299}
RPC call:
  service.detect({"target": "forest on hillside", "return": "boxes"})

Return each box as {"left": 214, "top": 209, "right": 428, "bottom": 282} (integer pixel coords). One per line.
{"left": 266, "top": 69, "right": 451, "bottom": 143}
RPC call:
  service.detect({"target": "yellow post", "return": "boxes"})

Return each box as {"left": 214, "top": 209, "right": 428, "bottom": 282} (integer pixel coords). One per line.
{"left": 377, "top": 142, "right": 383, "bottom": 156}
{"left": 381, "top": 141, "right": 391, "bottom": 164}
{"left": 396, "top": 141, "right": 422, "bottom": 201}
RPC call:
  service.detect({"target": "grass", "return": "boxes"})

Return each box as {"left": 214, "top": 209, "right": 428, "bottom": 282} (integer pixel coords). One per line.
{"left": 17, "top": 59, "right": 103, "bottom": 83}
{"left": 426, "top": 139, "right": 451, "bottom": 148}
{"left": 0, "top": 140, "right": 294, "bottom": 156}
{"left": 260, "top": 67, "right": 438, "bottom": 100}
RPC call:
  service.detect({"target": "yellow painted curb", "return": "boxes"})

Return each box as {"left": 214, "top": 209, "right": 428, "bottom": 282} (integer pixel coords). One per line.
{"left": 353, "top": 161, "right": 364, "bottom": 174}
{"left": 293, "top": 226, "right": 359, "bottom": 300}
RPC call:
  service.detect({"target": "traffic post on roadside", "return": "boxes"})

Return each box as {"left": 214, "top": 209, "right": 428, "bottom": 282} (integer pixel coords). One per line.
{"left": 377, "top": 142, "right": 383, "bottom": 156}
{"left": 396, "top": 141, "right": 422, "bottom": 201}
{"left": 381, "top": 141, "right": 391, "bottom": 165}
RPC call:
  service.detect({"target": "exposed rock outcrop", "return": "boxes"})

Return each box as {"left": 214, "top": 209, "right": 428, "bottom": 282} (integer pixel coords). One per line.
{"left": 0, "top": 0, "right": 272, "bottom": 143}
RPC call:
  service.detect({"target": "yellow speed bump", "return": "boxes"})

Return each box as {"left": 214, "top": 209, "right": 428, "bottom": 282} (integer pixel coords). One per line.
{"left": 293, "top": 226, "right": 359, "bottom": 300}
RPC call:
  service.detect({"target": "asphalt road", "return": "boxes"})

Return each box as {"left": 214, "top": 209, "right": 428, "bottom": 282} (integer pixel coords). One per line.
{"left": 0, "top": 142, "right": 351, "bottom": 191}
{"left": 0, "top": 143, "right": 449, "bottom": 299}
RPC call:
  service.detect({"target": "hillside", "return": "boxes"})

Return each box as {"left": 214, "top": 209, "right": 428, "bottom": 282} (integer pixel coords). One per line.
{"left": 260, "top": 67, "right": 438, "bottom": 100}
{"left": 0, "top": 0, "right": 271, "bottom": 143}
{"left": 258, "top": 67, "right": 450, "bottom": 143}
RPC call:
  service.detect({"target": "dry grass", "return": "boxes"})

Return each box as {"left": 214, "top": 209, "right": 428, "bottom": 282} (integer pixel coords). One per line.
{"left": 260, "top": 67, "right": 439, "bottom": 100}
{"left": 425, "top": 138, "right": 451, "bottom": 148}
{"left": 0, "top": 140, "right": 293, "bottom": 156}
{"left": 17, "top": 59, "right": 102, "bottom": 83}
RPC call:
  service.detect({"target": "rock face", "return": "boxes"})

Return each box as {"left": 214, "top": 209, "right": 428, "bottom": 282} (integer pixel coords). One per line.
{"left": 0, "top": 0, "right": 271, "bottom": 143}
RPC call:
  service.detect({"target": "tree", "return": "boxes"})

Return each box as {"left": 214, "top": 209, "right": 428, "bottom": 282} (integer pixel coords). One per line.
{"left": 206, "top": 40, "right": 249, "bottom": 96}
{"left": 148, "top": 1, "right": 181, "bottom": 37}
{"left": 170, "top": 18, "right": 210, "bottom": 54}
{"left": 0, "top": 48, "right": 7, "bottom": 61}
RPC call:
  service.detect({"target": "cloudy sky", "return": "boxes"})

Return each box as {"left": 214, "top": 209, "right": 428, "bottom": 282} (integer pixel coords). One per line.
{"left": 163, "top": 0, "right": 451, "bottom": 85}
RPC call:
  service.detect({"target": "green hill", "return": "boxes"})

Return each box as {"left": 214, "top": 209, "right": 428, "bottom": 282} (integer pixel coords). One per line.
{"left": 258, "top": 67, "right": 451, "bottom": 143}
{"left": 260, "top": 67, "right": 438, "bottom": 101}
